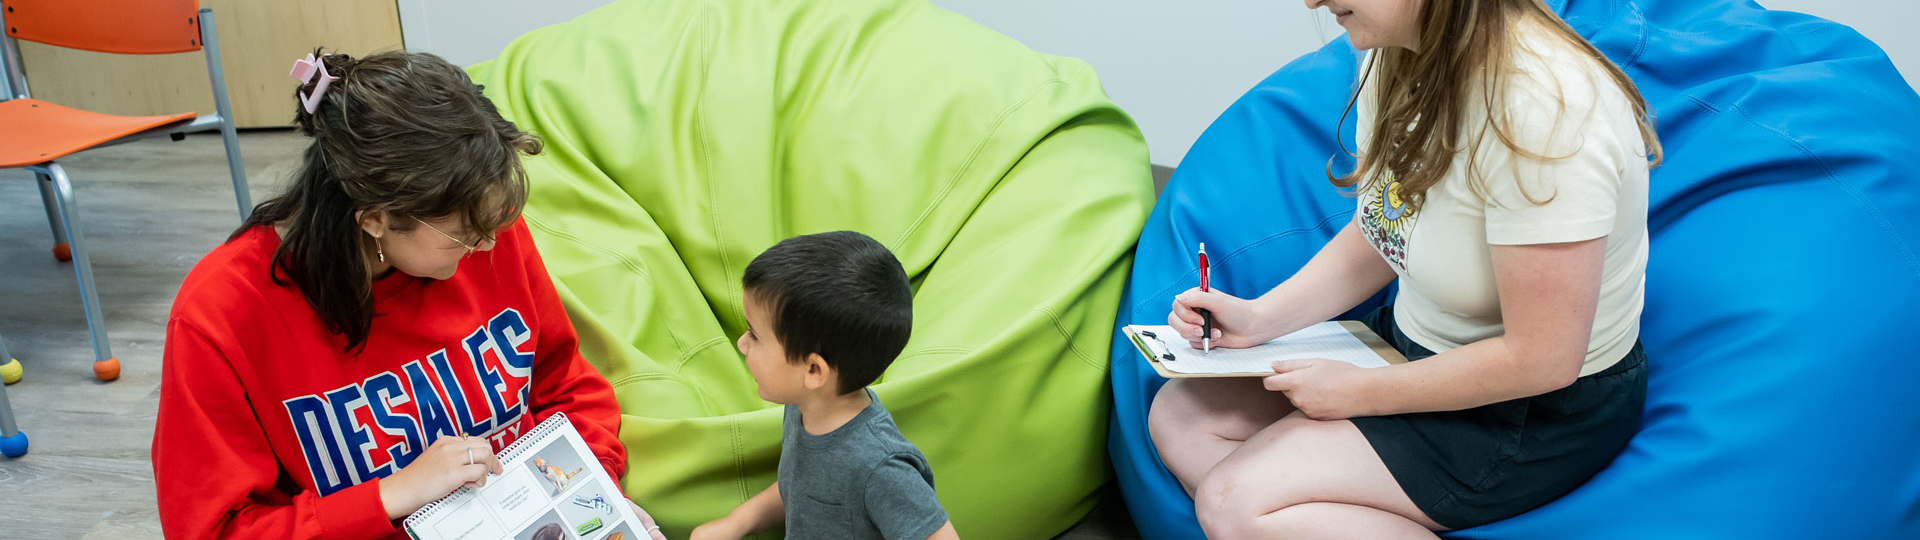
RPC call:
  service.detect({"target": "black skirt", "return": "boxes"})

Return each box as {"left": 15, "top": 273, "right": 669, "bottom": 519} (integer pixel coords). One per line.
{"left": 1350, "top": 304, "right": 1647, "bottom": 529}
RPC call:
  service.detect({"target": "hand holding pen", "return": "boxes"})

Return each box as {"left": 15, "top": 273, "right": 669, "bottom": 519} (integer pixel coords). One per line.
{"left": 1168, "top": 243, "right": 1270, "bottom": 351}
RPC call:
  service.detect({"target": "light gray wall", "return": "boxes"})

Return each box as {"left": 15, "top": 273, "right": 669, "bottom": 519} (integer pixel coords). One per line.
{"left": 395, "top": 0, "right": 613, "bottom": 68}
{"left": 932, "top": 0, "right": 1918, "bottom": 166}
{"left": 398, "top": 0, "right": 1917, "bottom": 166}
{"left": 925, "top": 0, "right": 1332, "bottom": 167}
{"left": 1762, "top": 1, "right": 1917, "bottom": 80}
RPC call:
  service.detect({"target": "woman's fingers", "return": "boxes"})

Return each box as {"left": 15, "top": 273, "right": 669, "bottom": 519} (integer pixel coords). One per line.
{"left": 482, "top": 446, "right": 503, "bottom": 474}
{"left": 1188, "top": 329, "right": 1224, "bottom": 344}
{"left": 1186, "top": 327, "right": 1222, "bottom": 348}
{"left": 1168, "top": 307, "right": 1198, "bottom": 334}
{"left": 1172, "top": 287, "right": 1259, "bottom": 348}
{"left": 448, "top": 436, "right": 499, "bottom": 489}
{"left": 1171, "top": 296, "right": 1204, "bottom": 326}
{"left": 460, "top": 462, "right": 493, "bottom": 488}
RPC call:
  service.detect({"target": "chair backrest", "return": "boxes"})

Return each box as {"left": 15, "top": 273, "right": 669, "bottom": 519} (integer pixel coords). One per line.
{"left": 3, "top": 0, "right": 201, "bottom": 54}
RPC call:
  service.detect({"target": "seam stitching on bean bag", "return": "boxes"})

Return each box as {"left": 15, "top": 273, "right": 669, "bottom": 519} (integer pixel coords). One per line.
{"left": 1041, "top": 306, "right": 1103, "bottom": 371}
{"left": 1717, "top": 99, "right": 1920, "bottom": 279}
{"left": 524, "top": 212, "right": 692, "bottom": 354}
{"left": 894, "top": 76, "right": 1069, "bottom": 249}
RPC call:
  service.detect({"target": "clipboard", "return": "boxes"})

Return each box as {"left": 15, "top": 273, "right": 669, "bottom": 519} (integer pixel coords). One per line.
{"left": 1124, "top": 321, "right": 1409, "bottom": 378}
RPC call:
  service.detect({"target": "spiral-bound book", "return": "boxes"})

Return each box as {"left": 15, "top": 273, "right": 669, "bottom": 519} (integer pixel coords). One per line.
{"left": 404, "top": 413, "right": 644, "bottom": 540}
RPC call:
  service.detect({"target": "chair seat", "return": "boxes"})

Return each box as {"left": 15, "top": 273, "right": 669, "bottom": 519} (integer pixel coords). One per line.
{"left": 0, "top": 99, "right": 196, "bottom": 168}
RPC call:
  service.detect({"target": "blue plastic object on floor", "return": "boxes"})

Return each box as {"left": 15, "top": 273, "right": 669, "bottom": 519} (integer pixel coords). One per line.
{"left": 1107, "top": 0, "right": 1920, "bottom": 538}
{"left": 0, "top": 431, "right": 26, "bottom": 459}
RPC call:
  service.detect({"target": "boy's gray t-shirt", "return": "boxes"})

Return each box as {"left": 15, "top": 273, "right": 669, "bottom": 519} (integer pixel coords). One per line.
{"left": 779, "top": 389, "right": 947, "bottom": 540}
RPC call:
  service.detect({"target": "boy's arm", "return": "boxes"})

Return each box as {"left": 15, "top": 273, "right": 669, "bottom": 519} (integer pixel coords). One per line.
{"left": 693, "top": 482, "right": 785, "bottom": 539}
{"left": 923, "top": 521, "right": 959, "bottom": 540}
{"left": 865, "top": 455, "right": 951, "bottom": 540}
{"left": 730, "top": 482, "right": 788, "bottom": 532}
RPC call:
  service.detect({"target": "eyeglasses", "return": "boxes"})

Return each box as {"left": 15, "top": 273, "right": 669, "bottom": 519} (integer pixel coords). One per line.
{"left": 412, "top": 216, "right": 494, "bottom": 255}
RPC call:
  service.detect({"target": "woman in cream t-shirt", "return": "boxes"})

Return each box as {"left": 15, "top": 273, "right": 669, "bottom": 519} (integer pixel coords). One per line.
{"left": 1148, "top": 0, "right": 1661, "bottom": 538}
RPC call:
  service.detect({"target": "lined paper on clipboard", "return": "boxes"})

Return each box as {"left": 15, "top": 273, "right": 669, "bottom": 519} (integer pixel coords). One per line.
{"left": 1125, "top": 321, "right": 1402, "bottom": 377}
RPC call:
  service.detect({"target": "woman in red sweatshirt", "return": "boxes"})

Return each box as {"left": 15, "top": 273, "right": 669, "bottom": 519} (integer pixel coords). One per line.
{"left": 152, "top": 50, "right": 664, "bottom": 540}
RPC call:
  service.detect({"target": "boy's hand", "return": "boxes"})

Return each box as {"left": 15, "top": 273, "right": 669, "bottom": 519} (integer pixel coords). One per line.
{"left": 690, "top": 517, "right": 749, "bottom": 540}
{"left": 627, "top": 500, "right": 670, "bottom": 540}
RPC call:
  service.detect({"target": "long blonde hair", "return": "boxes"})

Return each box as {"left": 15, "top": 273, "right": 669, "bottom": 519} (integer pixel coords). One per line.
{"left": 1331, "top": 0, "right": 1662, "bottom": 213}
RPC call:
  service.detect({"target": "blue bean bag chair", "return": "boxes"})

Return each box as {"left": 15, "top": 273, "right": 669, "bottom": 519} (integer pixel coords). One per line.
{"left": 1108, "top": 0, "right": 1920, "bottom": 538}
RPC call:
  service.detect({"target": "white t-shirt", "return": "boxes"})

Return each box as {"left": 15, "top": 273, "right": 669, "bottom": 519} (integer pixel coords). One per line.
{"left": 1353, "top": 19, "right": 1651, "bottom": 376}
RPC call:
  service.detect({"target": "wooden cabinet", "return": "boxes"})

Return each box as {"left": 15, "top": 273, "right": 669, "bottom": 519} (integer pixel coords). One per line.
{"left": 15, "top": 0, "right": 404, "bottom": 128}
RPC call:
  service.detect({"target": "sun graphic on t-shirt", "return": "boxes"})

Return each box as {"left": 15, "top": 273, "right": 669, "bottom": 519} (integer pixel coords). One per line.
{"left": 1360, "top": 172, "right": 1415, "bottom": 271}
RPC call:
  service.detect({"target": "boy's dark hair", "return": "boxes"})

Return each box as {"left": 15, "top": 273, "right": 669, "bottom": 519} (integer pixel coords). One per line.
{"left": 743, "top": 231, "right": 913, "bottom": 394}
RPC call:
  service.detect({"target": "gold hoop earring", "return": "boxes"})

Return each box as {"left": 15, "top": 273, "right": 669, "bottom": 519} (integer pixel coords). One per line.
{"left": 374, "top": 236, "right": 385, "bottom": 263}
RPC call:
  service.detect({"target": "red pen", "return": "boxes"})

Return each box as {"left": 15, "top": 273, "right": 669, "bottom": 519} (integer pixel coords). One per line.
{"left": 1197, "top": 243, "right": 1213, "bottom": 353}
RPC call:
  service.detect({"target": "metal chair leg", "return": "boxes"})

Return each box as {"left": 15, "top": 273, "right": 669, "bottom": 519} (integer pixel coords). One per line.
{"left": 0, "top": 333, "right": 18, "bottom": 384}
{"left": 200, "top": 8, "right": 251, "bottom": 220}
{"left": 34, "top": 172, "right": 72, "bottom": 262}
{"left": 39, "top": 162, "right": 119, "bottom": 381}
{"left": 0, "top": 335, "right": 26, "bottom": 458}
{"left": 218, "top": 120, "right": 250, "bottom": 220}
{"left": 0, "top": 379, "right": 25, "bottom": 459}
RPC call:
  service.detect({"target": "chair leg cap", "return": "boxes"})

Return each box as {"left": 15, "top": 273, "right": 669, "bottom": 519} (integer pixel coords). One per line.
{"left": 52, "top": 243, "right": 72, "bottom": 262}
{"left": 1, "top": 358, "right": 20, "bottom": 385}
{"left": 94, "top": 357, "right": 120, "bottom": 382}
{"left": 0, "top": 432, "right": 28, "bottom": 458}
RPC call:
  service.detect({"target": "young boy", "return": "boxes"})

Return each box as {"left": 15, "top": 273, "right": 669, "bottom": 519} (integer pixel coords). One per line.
{"left": 691, "top": 231, "right": 959, "bottom": 540}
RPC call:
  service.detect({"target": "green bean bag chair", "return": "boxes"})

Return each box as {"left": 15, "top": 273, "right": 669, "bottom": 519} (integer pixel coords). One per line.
{"left": 466, "top": 0, "right": 1154, "bottom": 536}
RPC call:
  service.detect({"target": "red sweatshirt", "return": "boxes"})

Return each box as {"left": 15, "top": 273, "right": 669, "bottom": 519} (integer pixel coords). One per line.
{"left": 153, "top": 219, "right": 625, "bottom": 540}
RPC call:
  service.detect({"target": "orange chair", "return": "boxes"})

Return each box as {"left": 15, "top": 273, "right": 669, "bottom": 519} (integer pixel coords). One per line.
{"left": 1, "top": 0, "right": 250, "bottom": 381}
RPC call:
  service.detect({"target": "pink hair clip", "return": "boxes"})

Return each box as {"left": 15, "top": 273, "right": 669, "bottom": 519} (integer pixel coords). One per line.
{"left": 289, "top": 53, "right": 340, "bottom": 114}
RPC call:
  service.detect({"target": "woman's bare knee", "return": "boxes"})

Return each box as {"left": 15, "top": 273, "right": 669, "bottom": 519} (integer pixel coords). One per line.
{"left": 1194, "top": 468, "right": 1292, "bottom": 540}
{"left": 1194, "top": 481, "right": 1251, "bottom": 540}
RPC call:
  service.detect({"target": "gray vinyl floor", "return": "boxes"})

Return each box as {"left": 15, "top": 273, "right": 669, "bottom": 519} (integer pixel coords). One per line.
{"left": 0, "top": 131, "right": 1149, "bottom": 540}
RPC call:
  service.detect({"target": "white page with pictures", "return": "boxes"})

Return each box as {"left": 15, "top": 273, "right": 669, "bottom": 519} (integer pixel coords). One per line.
{"left": 1130, "top": 321, "right": 1393, "bottom": 374}
{"left": 406, "top": 413, "right": 647, "bottom": 540}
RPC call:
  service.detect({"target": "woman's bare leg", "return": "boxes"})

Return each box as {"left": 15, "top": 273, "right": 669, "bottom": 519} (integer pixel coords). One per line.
{"left": 1242, "top": 502, "right": 1439, "bottom": 539}
{"left": 1147, "top": 377, "right": 1296, "bottom": 494}
{"left": 1193, "top": 411, "right": 1444, "bottom": 540}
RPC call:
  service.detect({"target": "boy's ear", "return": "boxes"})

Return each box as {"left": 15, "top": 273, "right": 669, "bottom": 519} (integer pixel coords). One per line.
{"left": 803, "top": 353, "right": 835, "bottom": 392}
